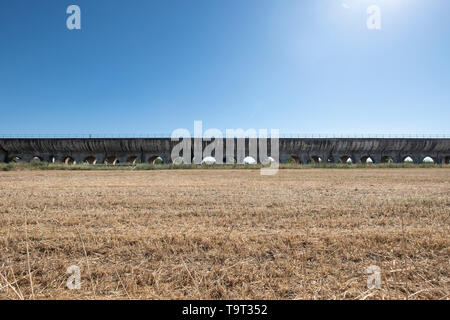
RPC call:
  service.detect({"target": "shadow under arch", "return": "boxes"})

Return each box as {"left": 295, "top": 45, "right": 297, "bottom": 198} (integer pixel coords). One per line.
{"left": 83, "top": 156, "right": 97, "bottom": 165}
{"left": 126, "top": 156, "right": 139, "bottom": 164}
{"left": 309, "top": 156, "right": 323, "bottom": 164}
{"left": 381, "top": 156, "right": 394, "bottom": 163}
{"left": 105, "top": 156, "right": 118, "bottom": 165}
{"left": 286, "top": 155, "right": 300, "bottom": 164}
{"left": 9, "top": 156, "right": 22, "bottom": 163}
{"left": 148, "top": 155, "right": 163, "bottom": 164}
{"left": 63, "top": 156, "right": 75, "bottom": 165}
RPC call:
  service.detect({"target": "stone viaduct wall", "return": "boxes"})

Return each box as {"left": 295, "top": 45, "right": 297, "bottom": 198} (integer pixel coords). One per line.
{"left": 0, "top": 138, "right": 449, "bottom": 164}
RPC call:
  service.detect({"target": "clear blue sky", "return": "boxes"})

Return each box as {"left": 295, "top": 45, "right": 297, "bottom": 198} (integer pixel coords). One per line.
{"left": 0, "top": 0, "right": 449, "bottom": 135}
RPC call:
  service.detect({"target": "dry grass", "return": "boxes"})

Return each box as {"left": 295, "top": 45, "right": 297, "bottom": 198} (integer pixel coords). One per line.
{"left": 0, "top": 169, "right": 448, "bottom": 300}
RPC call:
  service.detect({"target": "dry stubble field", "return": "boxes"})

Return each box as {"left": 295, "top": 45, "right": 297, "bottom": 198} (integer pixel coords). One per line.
{"left": 0, "top": 168, "right": 449, "bottom": 300}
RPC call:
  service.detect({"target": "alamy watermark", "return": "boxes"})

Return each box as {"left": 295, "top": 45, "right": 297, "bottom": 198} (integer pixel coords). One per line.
{"left": 366, "top": 5, "right": 382, "bottom": 30}
{"left": 66, "top": 5, "right": 81, "bottom": 30}
{"left": 170, "top": 121, "right": 279, "bottom": 175}
{"left": 366, "top": 265, "right": 382, "bottom": 290}
{"left": 342, "top": 3, "right": 382, "bottom": 30}
{"left": 62, "top": 263, "right": 383, "bottom": 291}
{"left": 66, "top": 265, "right": 81, "bottom": 290}
{"left": 67, "top": 4, "right": 382, "bottom": 31}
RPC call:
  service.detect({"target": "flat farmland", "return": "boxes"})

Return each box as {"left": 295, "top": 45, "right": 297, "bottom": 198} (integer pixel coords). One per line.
{"left": 0, "top": 169, "right": 448, "bottom": 299}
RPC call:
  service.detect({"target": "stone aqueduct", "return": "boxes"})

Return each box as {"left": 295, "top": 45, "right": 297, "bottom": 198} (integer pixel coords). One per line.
{"left": 0, "top": 138, "right": 449, "bottom": 165}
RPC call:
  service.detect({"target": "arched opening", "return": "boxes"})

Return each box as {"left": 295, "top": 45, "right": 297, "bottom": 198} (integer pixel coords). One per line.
{"left": 105, "top": 156, "right": 118, "bottom": 165}
{"left": 444, "top": 156, "right": 450, "bottom": 165}
{"left": 83, "top": 156, "right": 97, "bottom": 165}
{"left": 126, "top": 156, "right": 139, "bottom": 164}
{"left": 339, "top": 156, "right": 353, "bottom": 164}
{"left": 381, "top": 156, "right": 394, "bottom": 163}
{"left": 243, "top": 156, "right": 257, "bottom": 165}
{"left": 172, "top": 157, "right": 185, "bottom": 165}
{"left": 422, "top": 156, "right": 435, "bottom": 164}
{"left": 286, "top": 155, "right": 300, "bottom": 164}
{"left": 261, "top": 157, "right": 275, "bottom": 165}
{"left": 63, "top": 156, "right": 75, "bottom": 165}
{"left": 308, "top": 156, "right": 323, "bottom": 164}
{"left": 30, "top": 156, "right": 43, "bottom": 163}
{"left": 201, "top": 156, "right": 216, "bottom": 165}
{"left": 148, "top": 156, "right": 163, "bottom": 164}
{"left": 360, "top": 156, "right": 374, "bottom": 164}
{"left": 10, "top": 156, "right": 22, "bottom": 163}
{"left": 402, "top": 156, "right": 414, "bottom": 163}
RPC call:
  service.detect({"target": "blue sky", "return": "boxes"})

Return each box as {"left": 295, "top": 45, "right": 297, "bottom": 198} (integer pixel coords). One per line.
{"left": 0, "top": 0, "right": 449, "bottom": 135}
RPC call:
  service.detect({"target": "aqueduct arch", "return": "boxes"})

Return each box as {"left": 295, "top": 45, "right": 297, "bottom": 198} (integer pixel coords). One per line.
{"left": 83, "top": 156, "right": 97, "bottom": 165}
{"left": 309, "top": 156, "right": 323, "bottom": 164}
{"left": 63, "top": 156, "right": 75, "bottom": 165}
{"left": 287, "top": 155, "right": 301, "bottom": 164}
{"left": 148, "top": 155, "right": 163, "bottom": 164}
{"left": 381, "top": 156, "right": 394, "bottom": 163}
{"left": 243, "top": 156, "right": 257, "bottom": 164}
{"left": 360, "top": 156, "right": 374, "bottom": 164}
{"left": 30, "top": 156, "right": 43, "bottom": 162}
{"left": 9, "top": 156, "right": 22, "bottom": 162}
{"left": 126, "top": 156, "right": 139, "bottom": 164}
{"left": 339, "top": 155, "right": 353, "bottom": 164}
{"left": 422, "top": 156, "right": 435, "bottom": 164}
{"left": 202, "top": 156, "right": 217, "bottom": 165}
{"left": 105, "top": 156, "right": 118, "bottom": 165}
{"left": 402, "top": 155, "right": 415, "bottom": 163}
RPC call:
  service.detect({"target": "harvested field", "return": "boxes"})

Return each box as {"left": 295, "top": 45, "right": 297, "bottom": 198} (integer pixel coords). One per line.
{"left": 0, "top": 169, "right": 448, "bottom": 299}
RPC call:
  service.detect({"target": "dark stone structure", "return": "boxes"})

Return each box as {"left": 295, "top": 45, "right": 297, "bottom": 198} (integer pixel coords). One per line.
{"left": 0, "top": 138, "right": 449, "bottom": 164}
